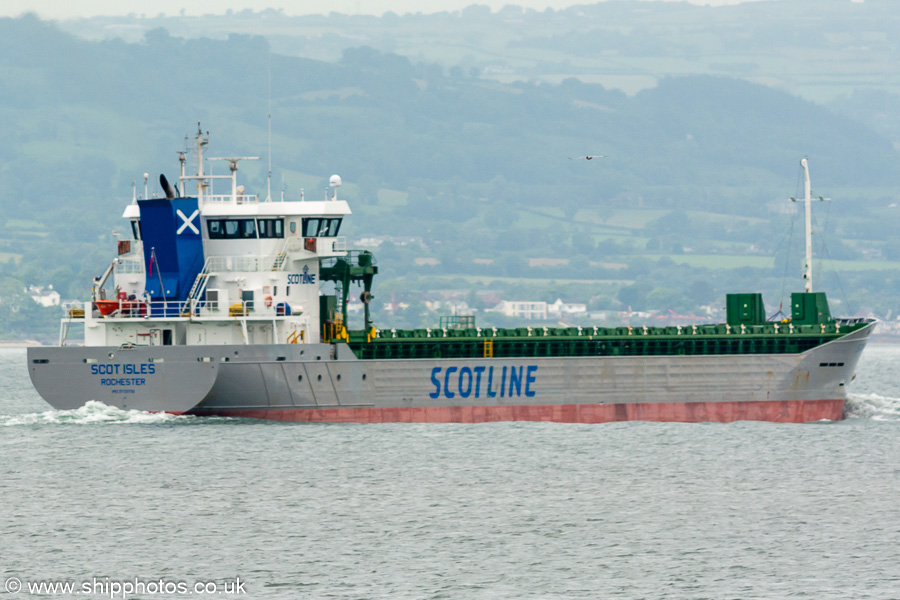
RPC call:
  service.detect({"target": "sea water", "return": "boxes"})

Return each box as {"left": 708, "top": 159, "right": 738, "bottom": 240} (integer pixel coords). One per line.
{"left": 1, "top": 346, "right": 898, "bottom": 599}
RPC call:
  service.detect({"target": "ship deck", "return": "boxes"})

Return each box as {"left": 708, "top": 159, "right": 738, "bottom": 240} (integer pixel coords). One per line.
{"left": 347, "top": 319, "right": 873, "bottom": 360}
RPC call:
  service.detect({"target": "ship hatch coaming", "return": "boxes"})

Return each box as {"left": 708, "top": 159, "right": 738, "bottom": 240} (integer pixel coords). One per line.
{"left": 342, "top": 319, "right": 872, "bottom": 361}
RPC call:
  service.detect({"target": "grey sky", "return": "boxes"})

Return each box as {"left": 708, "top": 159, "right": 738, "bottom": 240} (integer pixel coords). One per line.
{"left": 2, "top": 0, "right": 764, "bottom": 20}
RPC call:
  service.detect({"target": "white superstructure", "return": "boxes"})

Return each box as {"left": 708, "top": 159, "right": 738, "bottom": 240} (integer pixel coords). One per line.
{"left": 68, "top": 125, "right": 355, "bottom": 349}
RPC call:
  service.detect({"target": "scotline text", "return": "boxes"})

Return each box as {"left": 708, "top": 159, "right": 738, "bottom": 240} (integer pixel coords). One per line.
{"left": 430, "top": 365, "right": 538, "bottom": 399}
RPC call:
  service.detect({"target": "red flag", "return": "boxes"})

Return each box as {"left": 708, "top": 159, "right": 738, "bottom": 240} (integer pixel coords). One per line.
{"left": 149, "top": 253, "right": 154, "bottom": 277}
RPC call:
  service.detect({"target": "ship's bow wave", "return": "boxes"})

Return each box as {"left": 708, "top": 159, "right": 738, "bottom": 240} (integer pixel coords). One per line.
{"left": 845, "top": 393, "right": 900, "bottom": 421}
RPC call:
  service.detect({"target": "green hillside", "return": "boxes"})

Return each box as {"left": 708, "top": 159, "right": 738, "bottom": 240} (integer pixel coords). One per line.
{"left": 1, "top": 11, "right": 899, "bottom": 338}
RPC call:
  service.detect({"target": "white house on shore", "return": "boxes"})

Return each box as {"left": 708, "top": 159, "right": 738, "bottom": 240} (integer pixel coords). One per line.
{"left": 487, "top": 300, "right": 548, "bottom": 320}
{"left": 28, "top": 285, "right": 61, "bottom": 307}
{"left": 548, "top": 298, "right": 587, "bottom": 317}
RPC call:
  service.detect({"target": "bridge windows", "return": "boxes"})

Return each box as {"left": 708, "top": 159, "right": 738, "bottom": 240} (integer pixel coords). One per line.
{"left": 257, "top": 218, "right": 283, "bottom": 239}
{"left": 206, "top": 217, "right": 334, "bottom": 239}
{"left": 207, "top": 218, "right": 284, "bottom": 240}
{"left": 207, "top": 219, "right": 244, "bottom": 239}
{"left": 302, "top": 217, "right": 342, "bottom": 237}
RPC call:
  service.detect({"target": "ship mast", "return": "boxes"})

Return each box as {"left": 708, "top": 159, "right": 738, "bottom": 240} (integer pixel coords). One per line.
{"left": 801, "top": 158, "right": 813, "bottom": 292}
{"left": 195, "top": 124, "right": 207, "bottom": 202}
{"left": 791, "top": 158, "right": 825, "bottom": 293}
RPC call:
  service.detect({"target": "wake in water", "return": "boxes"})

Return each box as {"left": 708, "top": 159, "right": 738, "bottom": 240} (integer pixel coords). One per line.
{"left": 845, "top": 393, "right": 900, "bottom": 421}
{"left": 0, "top": 400, "right": 198, "bottom": 426}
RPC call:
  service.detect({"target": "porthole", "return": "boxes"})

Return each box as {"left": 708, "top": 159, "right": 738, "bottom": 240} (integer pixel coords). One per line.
{"left": 336, "top": 374, "right": 341, "bottom": 381}
{"left": 362, "top": 373, "right": 367, "bottom": 381}
{"left": 317, "top": 374, "right": 322, "bottom": 381}
{"left": 297, "top": 374, "right": 303, "bottom": 382}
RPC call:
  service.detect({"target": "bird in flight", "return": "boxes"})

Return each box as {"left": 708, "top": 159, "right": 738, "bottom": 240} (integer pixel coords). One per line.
{"left": 568, "top": 155, "right": 607, "bottom": 160}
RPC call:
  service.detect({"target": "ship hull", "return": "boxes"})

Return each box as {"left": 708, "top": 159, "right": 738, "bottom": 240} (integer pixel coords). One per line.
{"left": 27, "top": 345, "right": 220, "bottom": 414}
{"left": 27, "top": 323, "right": 873, "bottom": 423}
{"left": 191, "top": 399, "right": 845, "bottom": 424}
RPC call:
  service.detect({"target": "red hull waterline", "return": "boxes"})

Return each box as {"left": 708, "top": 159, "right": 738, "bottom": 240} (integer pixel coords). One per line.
{"left": 189, "top": 399, "right": 845, "bottom": 424}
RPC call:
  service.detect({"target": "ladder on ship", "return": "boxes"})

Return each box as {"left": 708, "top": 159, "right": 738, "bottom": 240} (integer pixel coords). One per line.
{"left": 185, "top": 257, "right": 212, "bottom": 311}
{"left": 271, "top": 236, "right": 298, "bottom": 271}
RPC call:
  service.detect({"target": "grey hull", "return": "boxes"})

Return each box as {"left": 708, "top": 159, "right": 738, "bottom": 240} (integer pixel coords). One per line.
{"left": 27, "top": 345, "right": 221, "bottom": 413}
{"left": 197, "top": 324, "right": 870, "bottom": 411}
{"left": 27, "top": 323, "right": 874, "bottom": 422}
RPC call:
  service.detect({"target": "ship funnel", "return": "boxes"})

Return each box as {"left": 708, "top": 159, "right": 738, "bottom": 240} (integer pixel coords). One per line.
{"left": 160, "top": 174, "right": 176, "bottom": 199}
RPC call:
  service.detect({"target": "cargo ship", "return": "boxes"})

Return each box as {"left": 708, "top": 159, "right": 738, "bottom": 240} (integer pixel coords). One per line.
{"left": 27, "top": 127, "right": 875, "bottom": 423}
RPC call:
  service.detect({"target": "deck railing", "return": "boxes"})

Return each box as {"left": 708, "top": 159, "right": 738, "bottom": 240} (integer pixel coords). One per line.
{"left": 206, "top": 256, "right": 262, "bottom": 272}
{"left": 202, "top": 194, "right": 259, "bottom": 204}
{"left": 74, "top": 297, "right": 272, "bottom": 319}
{"left": 201, "top": 240, "right": 348, "bottom": 274}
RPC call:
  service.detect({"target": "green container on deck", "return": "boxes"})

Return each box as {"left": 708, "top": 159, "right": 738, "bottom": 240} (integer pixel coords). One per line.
{"left": 726, "top": 293, "right": 766, "bottom": 326}
{"left": 791, "top": 292, "right": 832, "bottom": 325}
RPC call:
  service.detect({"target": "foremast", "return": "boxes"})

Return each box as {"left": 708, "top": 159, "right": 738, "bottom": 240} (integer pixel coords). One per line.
{"left": 792, "top": 158, "right": 826, "bottom": 293}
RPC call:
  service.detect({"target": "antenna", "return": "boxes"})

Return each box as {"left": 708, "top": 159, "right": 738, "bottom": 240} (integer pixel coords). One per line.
{"left": 193, "top": 123, "right": 210, "bottom": 202}
{"left": 143, "top": 173, "right": 149, "bottom": 199}
{"left": 208, "top": 157, "right": 260, "bottom": 202}
{"left": 178, "top": 151, "right": 187, "bottom": 197}
{"left": 266, "top": 54, "right": 272, "bottom": 203}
